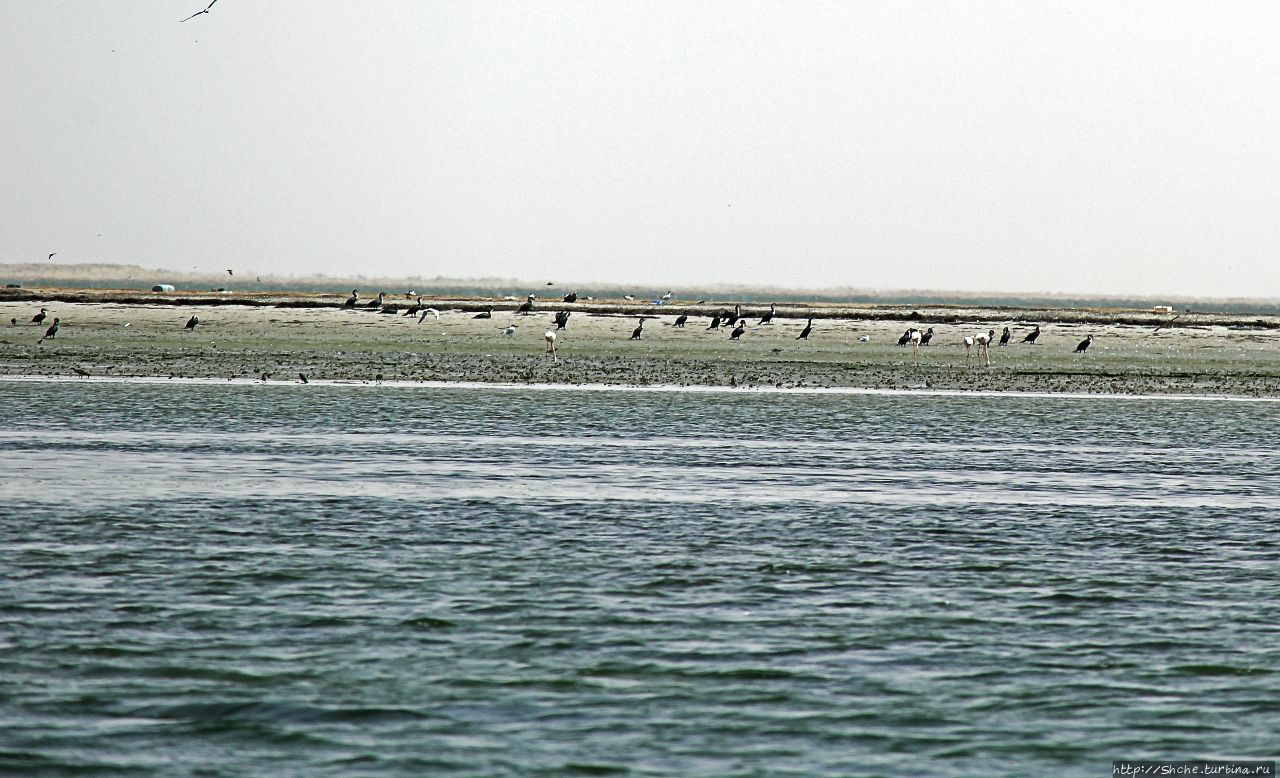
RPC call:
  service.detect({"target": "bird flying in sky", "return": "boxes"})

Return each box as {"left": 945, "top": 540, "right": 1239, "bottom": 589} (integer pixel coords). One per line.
{"left": 180, "top": 0, "right": 218, "bottom": 23}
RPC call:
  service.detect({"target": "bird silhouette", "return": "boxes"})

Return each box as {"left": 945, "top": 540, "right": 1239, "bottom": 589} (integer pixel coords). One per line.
{"left": 47, "top": 253, "right": 57, "bottom": 260}
{"left": 796, "top": 318, "right": 813, "bottom": 340}
{"left": 179, "top": 0, "right": 218, "bottom": 22}
{"left": 184, "top": 315, "right": 199, "bottom": 331}
{"left": 1075, "top": 334, "right": 1093, "bottom": 353}
{"left": 31, "top": 308, "right": 47, "bottom": 325}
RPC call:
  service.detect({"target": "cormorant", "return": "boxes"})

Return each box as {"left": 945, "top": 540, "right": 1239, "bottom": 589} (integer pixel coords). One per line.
{"left": 796, "top": 318, "right": 813, "bottom": 340}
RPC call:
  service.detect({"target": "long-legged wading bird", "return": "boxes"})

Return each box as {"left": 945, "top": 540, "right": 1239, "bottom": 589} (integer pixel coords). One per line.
{"left": 544, "top": 331, "right": 558, "bottom": 362}
{"left": 184, "top": 315, "right": 199, "bottom": 331}
{"left": 179, "top": 0, "right": 218, "bottom": 22}
{"left": 1075, "top": 334, "right": 1093, "bottom": 353}
{"left": 796, "top": 318, "right": 813, "bottom": 340}
{"left": 630, "top": 319, "right": 644, "bottom": 340}
{"left": 909, "top": 328, "right": 924, "bottom": 356}
{"left": 963, "top": 334, "right": 975, "bottom": 367}
{"left": 1023, "top": 325, "right": 1040, "bottom": 344}
{"left": 974, "top": 329, "right": 994, "bottom": 366}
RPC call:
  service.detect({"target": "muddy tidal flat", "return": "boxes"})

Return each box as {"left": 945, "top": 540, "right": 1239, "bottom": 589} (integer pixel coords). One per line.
{"left": 4, "top": 287, "right": 1280, "bottom": 397}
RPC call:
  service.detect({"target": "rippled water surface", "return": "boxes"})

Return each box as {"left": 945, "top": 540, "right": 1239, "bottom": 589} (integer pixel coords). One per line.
{"left": 2, "top": 380, "right": 1278, "bottom": 776}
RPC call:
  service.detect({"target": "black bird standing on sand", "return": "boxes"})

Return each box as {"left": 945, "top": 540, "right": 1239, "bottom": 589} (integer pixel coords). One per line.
{"left": 707, "top": 315, "right": 721, "bottom": 330}
{"left": 298, "top": 373, "right": 309, "bottom": 384}
{"left": 403, "top": 297, "right": 423, "bottom": 316}
{"left": 897, "top": 329, "right": 913, "bottom": 347}
{"left": 473, "top": 309, "right": 492, "bottom": 319}
{"left": 32, "top": 308, "right": 48, "bottom": 325}
{"left": 919, "top": 327, "right": 934, "bottom": 346}
{"left": 184, "top": 315, "right": 199, "bottom": 331}
{"left": 999, "top": 326, "right": 1011, "bottom": 347}
{"left": 673, "top": 312, "right": 688, "bottom": 327}
{"left": 758, "top": 304, "right": 776, "bottom": 325}
{"left": 796, "top": 318, "right": 813, "bottom": 340}
{"left": 554, "top": 310, "right": 571, "bottom": 330}
{"left": 1023, "top": 325, "right": 1041, "bottom": 344}
{"left": 343, "top": 290, "right": 358, "bottom": 308}
{"left": 1075, "top": 334, "right": 1093, "bottom": 353}
{"left": 42, "top": 318, "right": 60, "bottom": 340}
{"left": 729, "top": 320, "right": 746, "bottom": 340}
{"left": 365, "top": 292, "right": 385, "bottom": 309}
{"left": 516, "top": 294, "right": 535, "bottom": 315}
{"left": 179, "top": 0, "right": 218, "bottom": 22}
{"left": 630, "top": 319, "right": 644, "bottom": 340}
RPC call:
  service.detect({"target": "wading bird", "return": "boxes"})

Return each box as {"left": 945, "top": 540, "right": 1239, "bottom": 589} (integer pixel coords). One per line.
{"left": 974, "top": 329, "right": 994, "bottom": 366}
{"left": 544, "top": 331, "right": 558, "bottom": 362}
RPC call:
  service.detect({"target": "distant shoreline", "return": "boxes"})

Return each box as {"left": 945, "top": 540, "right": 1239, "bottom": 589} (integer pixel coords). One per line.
{"left": 3, "top": 286, "right": 1280, "bottom": 398}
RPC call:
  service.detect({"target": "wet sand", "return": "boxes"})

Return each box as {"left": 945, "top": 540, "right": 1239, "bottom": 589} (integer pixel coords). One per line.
{"left": 3, "top": 288, "right": 1280, "bottom": 397}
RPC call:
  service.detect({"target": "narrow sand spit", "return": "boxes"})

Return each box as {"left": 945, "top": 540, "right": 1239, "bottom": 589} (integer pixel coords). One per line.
{"left": 2, "top": 289, "right": 1280, "bottom": 397}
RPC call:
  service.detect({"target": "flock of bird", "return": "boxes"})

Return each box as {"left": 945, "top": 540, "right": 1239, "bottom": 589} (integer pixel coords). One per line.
{"left": 10, "top": 290, "right": 1098, "bottom": 367}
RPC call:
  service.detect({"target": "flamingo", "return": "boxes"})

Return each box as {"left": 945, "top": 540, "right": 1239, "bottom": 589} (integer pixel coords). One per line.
{"left": 544, "top": 331, "right": 558, "bottom": 362}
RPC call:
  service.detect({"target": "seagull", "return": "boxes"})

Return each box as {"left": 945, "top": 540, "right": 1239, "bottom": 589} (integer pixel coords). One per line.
{"left": 503, "top": 324, "right": 518, "bottom": 335}
{"left": 47, "top": 253, "right": 57, "bottom": 260}
{"left": 226, "top": 269, "right": 233, "bottom": 276}
{"left": 417, "top": 307, "right": 440, "bottom": 323}
{"left": 858, "top": 334, "right": 871, "bottom": 342}
{"left": 623, "top": 295, "right": 635, "bottom": 301}
{"left": 179, "top": 0, "right": 218, "bottom": 23}
{"left": 660, "top": 291, "right": 673, "bottom": 300}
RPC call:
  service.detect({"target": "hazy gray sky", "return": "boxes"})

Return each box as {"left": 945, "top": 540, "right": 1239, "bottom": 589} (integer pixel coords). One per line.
{"left": 3, "top": 1, "right": 1278, "bottom": 297}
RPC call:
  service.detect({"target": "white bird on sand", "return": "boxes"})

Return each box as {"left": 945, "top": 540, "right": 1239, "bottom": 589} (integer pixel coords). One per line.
{"left": 544, "top": 330, "right": 558, "bottom": 362}
{"left": 858, "top": 334, "right": 870, "bottom": 342}
{"left": 503, "top": 325, "right": 518, "bottom": 335}
{"left": 623, "top": 295, "right": 635, "bottom": 301}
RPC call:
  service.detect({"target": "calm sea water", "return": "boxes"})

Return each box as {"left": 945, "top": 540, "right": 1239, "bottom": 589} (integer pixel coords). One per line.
{"left": 2, "top": 379, "right": 1278, "bottom": 777}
